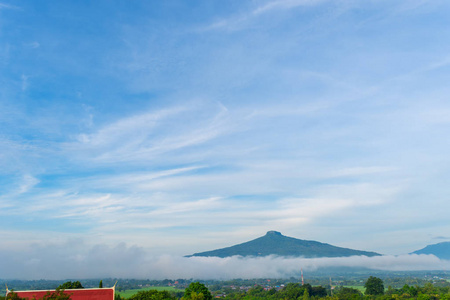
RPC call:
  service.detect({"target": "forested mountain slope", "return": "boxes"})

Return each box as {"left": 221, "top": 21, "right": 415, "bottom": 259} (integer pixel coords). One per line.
{"left": 412, "top": 241, "right": 450, "bottom": 260}
{"left": 188, "top": 231, "right": 381, "bottom": 258}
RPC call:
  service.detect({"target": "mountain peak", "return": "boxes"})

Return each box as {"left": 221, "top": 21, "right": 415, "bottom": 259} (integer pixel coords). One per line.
{"left": 188, "top": 231, "right": 381, "bottom": 258}
{"left": 266, "top": 230, "right": 282, "bottom": 236}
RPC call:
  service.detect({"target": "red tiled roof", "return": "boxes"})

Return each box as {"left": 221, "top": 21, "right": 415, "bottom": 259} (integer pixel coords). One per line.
{"left": 10, "top": 288, "right": 114, "bottom": 300}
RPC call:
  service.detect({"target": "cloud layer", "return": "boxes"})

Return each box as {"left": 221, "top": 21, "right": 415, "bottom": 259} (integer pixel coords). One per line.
{"left": 0, "top": 242, "right": 447, "bottom": 280}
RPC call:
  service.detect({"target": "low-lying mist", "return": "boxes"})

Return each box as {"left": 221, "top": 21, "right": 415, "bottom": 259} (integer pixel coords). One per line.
{"left": 1, "top": 242, "right": 448, "bottom": 280}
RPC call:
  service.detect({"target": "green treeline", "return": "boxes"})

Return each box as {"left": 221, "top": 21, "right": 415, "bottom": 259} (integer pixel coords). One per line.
{"left": 4, "top": 279, "right": 450, "bottom": 300}
{"left": 220, "top": 278, "right": 450, "bottom": 300}
{"left": 57, "top": 282, "right": 84, "bottom": 290}
{"left": 113, "top": 279, "right": 450, "bottom": 300}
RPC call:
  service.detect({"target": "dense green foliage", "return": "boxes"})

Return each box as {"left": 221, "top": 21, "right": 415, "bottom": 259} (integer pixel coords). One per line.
{"left": 189, "top": 231, "right": 380, "bottom": 258}
{"left": 183, "top": 282, "right": 212, "bottom": 300}
{"left": 218, "top": 280, "right": 450, "bottom": 299}
{"left": 333, "top": 286, "right": 363, "bottom": 299}
{"left": 115, "top": 294, "right": 125, "bottom": 300}
{"left": 5, "top": 292, "right": 22, "bottom": 300}
{"left": 224, "top": 283, "right": 328, "bottom": 299}
{"left": 222, "top": 283, "right": 450, "bottom": 299}
{"left": 57, "top": 281, "right": 84, "bottom": 289}
{"left": 365, "top": 276, "right": 384, "bottom": 295}
{"left": 128, "top": 290, "right": 176, "bottom": 300}
{"left": 41, "top": 290, "right": 72, "bottom": 300}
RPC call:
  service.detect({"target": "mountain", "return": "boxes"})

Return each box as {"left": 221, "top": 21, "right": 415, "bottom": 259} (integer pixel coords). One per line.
{"left": 187, "top": 231, "right": 381, "bottom": 258}
{"left": 412, "top": 241, "right": 450, "bottom": 260}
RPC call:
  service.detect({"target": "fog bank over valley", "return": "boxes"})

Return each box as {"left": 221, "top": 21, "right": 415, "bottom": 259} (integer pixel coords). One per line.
{"left": 0, "top": 242, "right": 448, "bottom": 280}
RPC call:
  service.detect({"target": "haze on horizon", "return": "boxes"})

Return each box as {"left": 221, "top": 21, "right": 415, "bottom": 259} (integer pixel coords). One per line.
{"left": 1, "top": 0, "right": 450, "bottom": 279}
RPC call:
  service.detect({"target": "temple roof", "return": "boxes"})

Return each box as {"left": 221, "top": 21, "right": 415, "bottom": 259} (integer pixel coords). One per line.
{"left": 8, "top": 288, "right": 114, "bottom": 300}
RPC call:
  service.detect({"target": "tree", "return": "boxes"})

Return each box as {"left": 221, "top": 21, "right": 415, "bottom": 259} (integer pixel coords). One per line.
{"left": 335, "top": 287, "right": 363, "bottom": 300}
{"left": 247, "top": 286, "right": 265, "bottom": 297}
{"left": 129, "top": 290, "right": 175, "bottom": 300}
{"left": 364, "top": 276, "right": 384, "bottom": 295}
{"left": 99, "top": 281, "right": 103, "bottom": 288}
{"left": 302, "top": 289, "right": 309, "bottom": 300}
{"left": 57, "top": 281, "right": 84, "bottom": 289}
{"left": 278, "top": 283, "right": 304, "bottom": 299}
{"left": 41, "top": 289, "right": 71, "bottom": 300}
{"left": 417, "top": 294, "right": 431, "bottom": 300}
{"left": 183, "top": 282, "right": 212, "bottom": 300}
{"left": 6, "top": 292, "right": 23, "bottom": 300}
{"left": 186, "top": 292, "right": 203, "bottom": 300}
{"left": 311, "top": 286, "right": 327, "bottom": 298}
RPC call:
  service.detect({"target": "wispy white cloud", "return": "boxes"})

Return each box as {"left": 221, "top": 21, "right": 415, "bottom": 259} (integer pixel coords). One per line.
{"left": 17, "top": 174, "right": 39, "bottom": 194}
{"left": 88, "top": 166, "right": 205, "bottom": 188}
{"left": 246, "top": 102, "right": 330, "bottom": 119}
{"left": 0, "top": 166, "right": 402, "bottom": 255}
{"left": 253, "top": 0, "right": 327, "bottom": 15}
{"left": 0, "top": 137, "right": 42, "bottom": 176}
{"left": 203, "top": 0, "right": 328, "bottom": 31}
{"left": 69, "top": 101, "right": 233, "bottom": 164}
{"left": 25, "top": 41, "right": 40, "bottom": 49}
{"left": 325, "top": 166, "right": 397, "bottom": 177}
{"left": 21, "top": 74, "right": 28, "bottom": 91}
{"left": 0, "top": 3, "right": 19, "bottom": 10}
{"left": 75, "top": 106, "right": 187, "bottom": 146}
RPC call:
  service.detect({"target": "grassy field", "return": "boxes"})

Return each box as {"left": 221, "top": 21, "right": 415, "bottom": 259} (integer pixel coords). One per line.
{"left": 343, "top": 285, "right": 366, "bottom": 292}
{"left": 116, "top": 286, "right": 184, "bottom": 298}
{"left": 343, "top": 285, "right": 390, "bottom": 292}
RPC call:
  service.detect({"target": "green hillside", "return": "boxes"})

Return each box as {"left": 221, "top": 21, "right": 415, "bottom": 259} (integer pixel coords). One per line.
{"left": 188, "top": 231, "right": 381, "bottom": 258}
{"left": 412, "top": 241, "right": 450, "bottom": 260}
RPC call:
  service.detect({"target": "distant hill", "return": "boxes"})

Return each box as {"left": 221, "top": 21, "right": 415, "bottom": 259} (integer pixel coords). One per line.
{"left": 412, "top": 241, "right": 450, "bottom": 260}
{"left": 187, "top": 231, "right": 381, "bottom": 258}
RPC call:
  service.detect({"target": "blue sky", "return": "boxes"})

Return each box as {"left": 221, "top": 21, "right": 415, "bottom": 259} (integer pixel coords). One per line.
{"left": 1, "top": 0, "right": 450, "bottom": 278}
